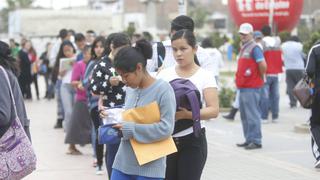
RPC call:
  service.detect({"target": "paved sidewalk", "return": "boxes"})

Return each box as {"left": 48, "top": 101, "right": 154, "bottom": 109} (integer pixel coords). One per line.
{"left": 23, "top": 75, "right": 319, "bottom": 180}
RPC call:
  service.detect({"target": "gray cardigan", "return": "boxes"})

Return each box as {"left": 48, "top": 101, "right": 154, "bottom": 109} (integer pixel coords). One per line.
{"left": 112, "top": 79, "right": 176, "bottom": 178}
{"left": 0, "top": 68, "right": 31, "bottom": 139}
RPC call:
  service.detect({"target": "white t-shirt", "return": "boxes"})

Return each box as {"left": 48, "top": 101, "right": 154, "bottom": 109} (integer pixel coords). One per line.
{"left": 157, "top": 66, "right": 217, "bottom": 137}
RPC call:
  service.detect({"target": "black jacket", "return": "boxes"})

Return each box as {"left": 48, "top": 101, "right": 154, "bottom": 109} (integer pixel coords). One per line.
{"left": 306, "top": 42, "right": 320, "bottom": 90}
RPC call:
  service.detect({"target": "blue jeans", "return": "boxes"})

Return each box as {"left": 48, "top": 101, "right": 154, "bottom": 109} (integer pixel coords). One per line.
{"left": 239, "top": 88, "right": 262, "bottom": 145}
{"left": 111, "top": 169, "right": 163, "bottom": 180}
{"left": 260, "top": 76, "right": 280, "bottom": 119}
{"left": 106, "top": 143, "right": 120, "bottom": 178}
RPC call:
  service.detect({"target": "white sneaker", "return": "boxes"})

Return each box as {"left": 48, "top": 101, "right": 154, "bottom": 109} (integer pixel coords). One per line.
{"left": 315, "top": 160, "right": 320, "bottom": 168}
{"left": 96, "top": 166, "right": 103, "bottom": 175}
{"left": 261, "top": 119, "right": 269, "bottom": 124}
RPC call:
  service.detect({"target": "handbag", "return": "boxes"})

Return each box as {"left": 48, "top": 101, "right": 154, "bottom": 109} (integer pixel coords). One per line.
{"left": 0, "top": 66, "right": 37, "bottom": 180}
{"left": 98, "top": 123, "right": 121, "bottom": 145}
{"left": 293, "top": 75, "right": 314, "bottom": 109}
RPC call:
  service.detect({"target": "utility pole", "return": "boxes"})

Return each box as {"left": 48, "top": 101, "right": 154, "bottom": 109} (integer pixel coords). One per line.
{"left": 178, "top": 0, "right": 187, "bottom": 15}
{"left": 268, "top": 0, "right": 275, "bottom": 32}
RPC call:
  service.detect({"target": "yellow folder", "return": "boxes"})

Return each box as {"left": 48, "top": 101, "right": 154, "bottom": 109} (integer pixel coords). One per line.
{"left": 122, "top": 101, "right": 177, "bottom": 166}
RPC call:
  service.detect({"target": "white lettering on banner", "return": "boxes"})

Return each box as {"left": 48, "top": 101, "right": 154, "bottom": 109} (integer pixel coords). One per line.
{"left": 236, "top": 0, "right": 290, "bottom": 12}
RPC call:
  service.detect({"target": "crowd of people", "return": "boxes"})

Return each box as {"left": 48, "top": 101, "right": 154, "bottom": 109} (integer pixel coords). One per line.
{"left": 1, "top": 13, "right": 320, "bottom": 180}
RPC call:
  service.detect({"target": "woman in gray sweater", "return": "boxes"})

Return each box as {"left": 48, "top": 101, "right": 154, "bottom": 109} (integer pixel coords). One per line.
{"left": 111, "top": 39, "right": 176, "bottom": 179}
{"left": 0, "top": 40, "right": 31, "bottom": 140}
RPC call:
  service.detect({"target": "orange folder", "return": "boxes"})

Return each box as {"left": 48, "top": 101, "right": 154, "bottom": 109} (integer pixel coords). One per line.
{"left": 122, "top": 101, "right": 177, "bottom": 166}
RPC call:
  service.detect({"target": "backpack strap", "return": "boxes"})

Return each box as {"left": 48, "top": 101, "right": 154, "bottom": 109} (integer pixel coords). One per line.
{"left": 185, "top": 91, "right": 201, "bottom": 137}
{"left": 157, "top": 42, "right": 166, "bottom": 68}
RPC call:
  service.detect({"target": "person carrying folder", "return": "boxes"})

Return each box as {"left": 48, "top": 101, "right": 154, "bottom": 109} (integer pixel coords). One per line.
{"left": 111, "top": 39, "right": 176, "bottom": 180}
{"left": 157, "top": 29, "right": 219, "bottom": 180}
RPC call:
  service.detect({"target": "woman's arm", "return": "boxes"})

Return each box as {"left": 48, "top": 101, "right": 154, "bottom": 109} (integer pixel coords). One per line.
{"left": 119, "top": 84, "right": 176, "bottom": 143}
{"left": 175, "top": 87, "right": 219, "bottom": 120}
{"left": 0, "top": 73, "right": 11, "bottom": 127}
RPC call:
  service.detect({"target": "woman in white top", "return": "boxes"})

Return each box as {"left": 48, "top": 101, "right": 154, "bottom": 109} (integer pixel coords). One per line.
{"left": 157, "top": 29, "right": 219, "bottom": 180}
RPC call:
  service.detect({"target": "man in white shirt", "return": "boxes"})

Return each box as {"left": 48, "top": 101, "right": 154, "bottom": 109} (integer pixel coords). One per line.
{"left": 147, "top": 15, "right": 214, "bottom": 75}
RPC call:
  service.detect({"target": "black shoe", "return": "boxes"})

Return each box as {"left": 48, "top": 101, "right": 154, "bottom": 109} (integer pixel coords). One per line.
{"left": 223, "top": 107, "right": 238, "bottom": 121}
{"left": 236, "top": 142, "right": 249, "bottom": 147}
{"left": 244, "top": 143, "right": 262, "bottom": 150}
{"left": 54, "top": 119, "right": 63, "bottom": 129}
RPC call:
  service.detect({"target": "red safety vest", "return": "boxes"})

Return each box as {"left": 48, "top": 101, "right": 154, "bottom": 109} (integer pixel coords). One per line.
{"left": 236, "top": 41, "right": 264, "bottom": 88}
{"left": 264, "top": 49, "right": 283, "bottom": 74}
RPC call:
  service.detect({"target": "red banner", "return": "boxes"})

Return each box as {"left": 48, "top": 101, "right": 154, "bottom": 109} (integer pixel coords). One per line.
{"left": 228, "top": 0, "right": 304, "bottom": 32}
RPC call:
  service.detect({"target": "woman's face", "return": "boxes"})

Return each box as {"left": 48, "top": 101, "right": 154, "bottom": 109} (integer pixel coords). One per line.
{"left": 83, "top": 49, "right": 91, "bottom": 63}
{"left": 116, "top": 64, "right": 143, "bottom": 89}
{"left": 172, "top": 38, "right": 197, "bottom": 67}
{"left": 63, "top": 45, "right": 75, "bottom": 58}
{"left": 94, "top": 41, "right": 105, "bottom": 58}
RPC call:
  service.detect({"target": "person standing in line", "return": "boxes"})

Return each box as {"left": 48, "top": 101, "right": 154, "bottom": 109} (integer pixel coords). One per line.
{"left": 157, "top": 30, "right": 219, "bottom": 180}
{"left": 74, "top": 33, "right": 86, "bottom": 61}
{"left": 52, "top": 40, "right": 77, "bottom": 153}
{"left": 90, "top": 33, "right": 129, "bottom": 177}
{"left": 83, "top": 35, "right": 107, "bottom": 175}
{"left": 305, "top": 42, "right": 320, "bottom": 168}
{"left": 111, "top": 39, "right": 176, "bottom": 180}
{"left": 51, "top": 29, "right": 71, "bottom": 129}
{"left": 281, "top": 36, "right": 305, "bottom": 108}
{"left": 64, "top": 45, "right": 92, "bottom": 154}
{"left": 260, "top": 25, "right": 282, "bottom": 123}
{"left": 17, "top": 40, "right": 32, "bottom": 100}
{"left": 0, "top": 40, "right": 31, "bottom": 140}
{"left": 28, "top": 44, "right": 40, "bottom": 100}
{"left": 235, "top": 23, "right": 267, "bottom": 150}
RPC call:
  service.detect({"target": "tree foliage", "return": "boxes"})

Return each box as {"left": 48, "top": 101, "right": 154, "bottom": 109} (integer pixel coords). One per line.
{"left": 188, "top": 6, "right": 209, "bottom": 29}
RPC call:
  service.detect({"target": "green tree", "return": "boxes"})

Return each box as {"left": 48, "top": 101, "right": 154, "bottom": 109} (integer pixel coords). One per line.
{"left": 188, "top": 6, "right": 209, "bottom": 28}
{"left": 0, "top": 0, "right": 34, "bottom": 33}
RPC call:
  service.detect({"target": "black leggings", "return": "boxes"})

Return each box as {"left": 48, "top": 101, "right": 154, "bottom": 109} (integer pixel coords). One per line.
{"left": 165, "top": 128, "right": 207, "bottom": 180}
{"left": 90, "top": 107, "right": 104, "bottom": 167}
{"left": 310, "top": 93, "right": 320, "bottom": 161}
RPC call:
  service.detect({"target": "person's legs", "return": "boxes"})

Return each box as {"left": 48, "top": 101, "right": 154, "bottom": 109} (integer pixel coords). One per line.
{"left": 286, "top": 70, "right": 297, "bottom": 107}
{"left": 90, "top": 107, "right": 104, "bottom": 172}
{"left": 106, "top": 143, "right": 120, "bottom": 178}
{"left": 165, "top": 147, "right": 178, "bottom": 180}
{"left": 240, "top": 89, "right": 262, "bottom": 146}
{"left": 33, "top": 74, "right": 39, "bottom": 99}
{"left": 260, "top": 79, "right": 270, "bottom": 120}
{"left": 60, "top": 83, "right": 74, "bottom": 131}
{"left": 310, "top": 93, "right": 320, "bottom": 168}
{"left": 54, "top": 80, "right": 64, "bottom": 128}
{"left": 269, "top": 76, "right": 280, "bottom": 121}
{"left": 239, "top": 90, "right": 249, "bottom": 143}
{"left": 176, "top": 130, "right": 207, "bottom": 180}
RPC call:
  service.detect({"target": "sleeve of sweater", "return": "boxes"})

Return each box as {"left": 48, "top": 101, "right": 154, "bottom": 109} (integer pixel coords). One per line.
{"left": 89, "top": 60, "right": 113, "bottom": 95}
{"left": 121, "top": 83, "right": 176, "bottom": 143}
{"left": 0, "top": 70, "right": 12, "bottom": 128}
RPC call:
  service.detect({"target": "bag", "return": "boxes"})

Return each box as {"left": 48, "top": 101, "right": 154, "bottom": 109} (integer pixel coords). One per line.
{"left": 156, "top": 42, "right": 166, "bottom": 70}
{"left": 0, "top": 66, "right": 37, "bottom": 180}
{"left": 98, "top": 124, "right": 121, "bottom": 145}
{"left": 293, "top": 75, "right": 314, "bottom": 109}
{"left": 169, "top": 78, "right": 202, "bottom": 137}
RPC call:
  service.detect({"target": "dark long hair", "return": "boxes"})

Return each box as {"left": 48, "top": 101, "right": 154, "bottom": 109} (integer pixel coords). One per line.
{"left": 91, "top": 36, "right": 106, "bottom": 59}
{"left": 0, "top": 41, "right": 19, "bottom": 76}
{"left": 114, "top": 39, "right": 152, "bottom": 73}
{"left": 171, "top": 29, "right": 200, "bottom": 66}
{"left": 51, "top": 40, "right": 76, "bottom": 83}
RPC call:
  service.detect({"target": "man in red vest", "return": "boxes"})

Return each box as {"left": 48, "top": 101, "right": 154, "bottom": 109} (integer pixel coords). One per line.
{"left": 260, "top": 25, "right": 283, "bottom": 123}
{"left": 235, "top": 23, "right": 267, "bottom": 150}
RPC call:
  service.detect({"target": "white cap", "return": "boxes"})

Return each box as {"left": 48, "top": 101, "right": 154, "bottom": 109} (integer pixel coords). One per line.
{"left": 239, "top": 23, "right": 253, "bottom": 34}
